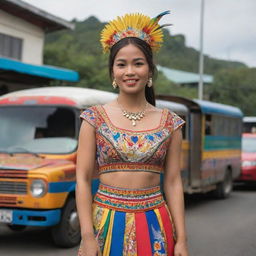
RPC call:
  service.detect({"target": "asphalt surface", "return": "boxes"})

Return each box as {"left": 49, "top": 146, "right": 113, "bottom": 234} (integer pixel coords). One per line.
{"left": 185, "top": 184, "right": 256, "bottom": 256}
{"left": 0, "top": 184, "right": 256, "bottom": 256}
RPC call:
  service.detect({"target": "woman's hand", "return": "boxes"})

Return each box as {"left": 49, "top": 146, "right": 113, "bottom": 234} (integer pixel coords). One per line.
{"left": 174, "top": 240, "right": 189, "bottom": 256}
{"left": 78, "top": 234, "right": 101, "bottom": 256}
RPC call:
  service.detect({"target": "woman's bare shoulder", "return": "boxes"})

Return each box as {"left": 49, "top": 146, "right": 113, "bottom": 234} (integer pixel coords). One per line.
{"left": 102, "top": 100, "right": 118, "bottom": 108}
{"left": 147, "top": 104, "right": 165, "bottom": 113}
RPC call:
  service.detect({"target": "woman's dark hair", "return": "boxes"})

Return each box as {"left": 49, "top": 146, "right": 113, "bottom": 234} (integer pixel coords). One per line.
{"left": 109, "top": 37, "right": 156, "bottom": 106}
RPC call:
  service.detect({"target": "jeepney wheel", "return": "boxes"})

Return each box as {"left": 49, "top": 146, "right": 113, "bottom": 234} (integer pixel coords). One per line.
{"left": 7, "top": 224, "right": 26, "bottom": 231}
{"left": 214, "top": 169, "right": 233, "bottom": 199}
{"left": 51, "top": 197, "right": 81, "bottom": 247}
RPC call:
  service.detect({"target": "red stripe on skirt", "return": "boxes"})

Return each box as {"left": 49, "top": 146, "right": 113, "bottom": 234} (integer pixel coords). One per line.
{"left": 159, "top": 205, "right": 175, "bottom": 255}
{"left": 135, "top": 212, "right": 152, "bottom": 255}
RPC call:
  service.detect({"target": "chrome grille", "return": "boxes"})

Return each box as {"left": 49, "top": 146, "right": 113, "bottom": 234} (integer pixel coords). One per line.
{"left": 0, "top": 169, "right": 27, "bottom": 179}
{"left": 0, "top": 181, "right": 27, "bottom": 194}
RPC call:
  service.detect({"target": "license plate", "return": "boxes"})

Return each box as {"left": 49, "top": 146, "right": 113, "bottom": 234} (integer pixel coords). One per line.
{"left": 0, "top": 210, "right": 13, "bottom": 223}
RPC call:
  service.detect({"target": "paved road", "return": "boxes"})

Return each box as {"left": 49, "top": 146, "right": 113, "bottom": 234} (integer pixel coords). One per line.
{"left": 185, "top": 184, "right": 256, "bottom": 256}
{"left": 0, "top": 184, "right": 256, "bottom": 256}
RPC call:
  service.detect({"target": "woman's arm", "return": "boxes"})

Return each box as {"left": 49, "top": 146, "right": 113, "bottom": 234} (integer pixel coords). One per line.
{"left": 164, "top": 128, "right": 188, "bottom": 250}
{"left": 76, "top": 121, "right": 96, "bottom": 241}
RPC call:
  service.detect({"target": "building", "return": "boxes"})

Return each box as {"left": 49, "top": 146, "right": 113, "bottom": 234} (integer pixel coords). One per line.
{"left": 157, "top": 65, "right": 213, "bottom": 86}
{"left": 0, "top": 0, "right": 79, "bottom": 95}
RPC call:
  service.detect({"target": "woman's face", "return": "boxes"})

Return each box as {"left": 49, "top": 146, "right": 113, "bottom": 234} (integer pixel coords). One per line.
{"left": 112, "top": 44, "right": 150, "bottom": 94}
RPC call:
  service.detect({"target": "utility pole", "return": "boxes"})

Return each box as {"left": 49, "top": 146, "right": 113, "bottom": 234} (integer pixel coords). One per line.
{"left": 198, "top": 0, "right": 205, "bottom": 100}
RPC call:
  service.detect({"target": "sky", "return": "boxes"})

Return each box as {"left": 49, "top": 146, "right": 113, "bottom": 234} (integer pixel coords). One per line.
{"left": 24, "top": 0, "right": 256, "bottom": 68}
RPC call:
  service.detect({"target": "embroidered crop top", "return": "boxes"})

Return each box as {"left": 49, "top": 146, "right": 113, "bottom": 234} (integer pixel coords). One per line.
{"left": 80, "top": 105, "right": 185, "bottom": 175}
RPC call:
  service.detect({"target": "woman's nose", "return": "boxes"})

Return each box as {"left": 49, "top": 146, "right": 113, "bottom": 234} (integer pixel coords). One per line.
{"left": 125, "top": 65, "right": 135, "bottom": 76}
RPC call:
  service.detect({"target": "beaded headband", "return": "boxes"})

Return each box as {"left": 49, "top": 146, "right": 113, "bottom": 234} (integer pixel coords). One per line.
{"left": 100, "top": 11, "right": 171, "bottom": 52}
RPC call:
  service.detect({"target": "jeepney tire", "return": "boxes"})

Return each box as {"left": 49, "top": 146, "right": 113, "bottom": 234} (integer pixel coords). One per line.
{"left": 214, "top": 169, "right": 233, "bottom": 199}
{"left": 7, "top": 224, "right": 26, "bottom": 231}
{"left": 51, "top": 197, "right": 81, "bottom": 248}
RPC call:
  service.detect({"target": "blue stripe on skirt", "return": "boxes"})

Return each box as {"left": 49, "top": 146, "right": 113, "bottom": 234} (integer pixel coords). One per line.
{"left": 110, "top": 211, "right": 126, "bottom": 255}
{"left": 146, "top": 210, "right": 166, "bottom": 254}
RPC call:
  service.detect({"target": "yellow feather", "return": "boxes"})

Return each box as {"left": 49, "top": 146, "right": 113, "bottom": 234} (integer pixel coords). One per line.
{"left": 100, "top": 12, "right": 169, "bottom": 52}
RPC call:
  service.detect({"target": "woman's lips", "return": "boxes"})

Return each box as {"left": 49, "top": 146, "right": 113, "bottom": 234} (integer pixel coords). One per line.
{"left": 124, "top": 79, "right": 138, "bottom": 86}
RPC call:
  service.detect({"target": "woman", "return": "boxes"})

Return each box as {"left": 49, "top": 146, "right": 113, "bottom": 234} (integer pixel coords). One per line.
{"left": 76, "top": 12, "right": 189, "bottom": 256}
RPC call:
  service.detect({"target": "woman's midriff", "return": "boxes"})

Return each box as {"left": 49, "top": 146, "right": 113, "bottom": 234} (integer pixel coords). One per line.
{"left": 99, "top": 171, "right": 161, "bottom": 189}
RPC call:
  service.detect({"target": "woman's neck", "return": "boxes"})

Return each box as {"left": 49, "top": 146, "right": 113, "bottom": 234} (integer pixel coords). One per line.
{"left": 117, "top": 92, "right": 148, "bottom": 112}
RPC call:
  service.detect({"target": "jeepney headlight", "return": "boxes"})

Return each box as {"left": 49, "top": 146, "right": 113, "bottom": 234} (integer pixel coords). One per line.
{"left": 30, "top": 179, "right": 47, "bottom": 198}
{"left": 242, "top": 161, "right": 256, "bottom": 167}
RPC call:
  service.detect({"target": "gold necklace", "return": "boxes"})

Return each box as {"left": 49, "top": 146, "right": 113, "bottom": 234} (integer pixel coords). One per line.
{"left": 117, "top": 98, "right": 148, "bottom": 126}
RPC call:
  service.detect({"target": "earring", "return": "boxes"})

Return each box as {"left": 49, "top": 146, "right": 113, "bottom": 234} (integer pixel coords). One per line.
{"left": 147, "top": 77, "right": 153, "bottom": 87}
{"left": 112, "top": 79, "right": 118, "bottom": 89}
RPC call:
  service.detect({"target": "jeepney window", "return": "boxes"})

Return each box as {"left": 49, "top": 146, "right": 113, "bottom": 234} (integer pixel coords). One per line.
{"left": 0, "top": 106, "right": 77, "bottom": 154}
{"left": 242, "top": 137, "right": 256, "bottom": 153}
{"left": 243, "top": 122, "right": 256, "bottom": 133}
{"left": 36, "top": 108, "right": 75, "bottom": 138}
{"left": 211, "top": 115, "right": 242, "bottom": 136}
{"left": 205, "top": 114, "right": 212, "bottom": 135}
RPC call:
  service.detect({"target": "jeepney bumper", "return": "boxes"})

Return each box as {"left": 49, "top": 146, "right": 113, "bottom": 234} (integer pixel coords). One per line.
{"left": 0, "top": 208, "right": 61, "bottom": 227}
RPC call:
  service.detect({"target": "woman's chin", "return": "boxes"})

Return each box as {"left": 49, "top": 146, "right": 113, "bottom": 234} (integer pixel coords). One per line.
{"left": 119, "top": 84, "right": 145, "bottom": 94}
{"left": 121, "top": 87, "right": 144, "bottom": 95}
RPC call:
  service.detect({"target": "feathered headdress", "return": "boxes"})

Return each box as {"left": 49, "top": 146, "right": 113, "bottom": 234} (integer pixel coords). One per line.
{"left": 100, "top": 11, "right": 171, "bottom": 52}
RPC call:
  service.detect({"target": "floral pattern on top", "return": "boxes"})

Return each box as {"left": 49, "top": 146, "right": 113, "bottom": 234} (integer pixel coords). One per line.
{"left": 80, "top": 105, "right": 185, "bottom": 174}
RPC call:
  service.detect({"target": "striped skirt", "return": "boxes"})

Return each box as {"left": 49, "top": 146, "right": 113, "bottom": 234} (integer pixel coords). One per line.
{"left": 79, "top": 183, "right": 176, "bottom": 256}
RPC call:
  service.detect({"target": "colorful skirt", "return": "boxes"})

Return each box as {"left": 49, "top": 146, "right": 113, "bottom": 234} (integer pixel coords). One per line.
{"left": 79, "top": 183, "right": 175, "bottom": 256}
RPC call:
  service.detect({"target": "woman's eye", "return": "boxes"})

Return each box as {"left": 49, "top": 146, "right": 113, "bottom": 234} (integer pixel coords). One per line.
{"left": 135, "top": 62, "right": 144, "bottom": 66}
{"left": 116, "top": 63, "right": 125, "bottom": 67}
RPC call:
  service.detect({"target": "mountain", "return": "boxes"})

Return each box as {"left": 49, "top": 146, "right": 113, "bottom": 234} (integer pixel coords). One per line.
{"left": 44, "top": 16, "right": 256, "bottom": 116}
{"left": 44, "top": 16, "right": 246, "bottom": 76}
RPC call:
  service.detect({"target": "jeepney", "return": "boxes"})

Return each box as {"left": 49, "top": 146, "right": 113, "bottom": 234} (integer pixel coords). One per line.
{"left": 0, "top": 87, "right": 243, "bottom": 247}
{"left": 0, "top": 86, "right": 116, "bottom": 247}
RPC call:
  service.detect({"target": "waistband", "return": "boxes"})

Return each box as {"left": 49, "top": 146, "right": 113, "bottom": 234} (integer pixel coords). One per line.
{"left": 98, "top": 163, "right": 163, "bottom": 175}
{"left": 93, "top": 183, "right": 165, "bottom": 212}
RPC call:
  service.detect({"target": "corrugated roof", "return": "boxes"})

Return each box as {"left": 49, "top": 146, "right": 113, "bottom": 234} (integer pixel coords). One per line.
{"left": 157, "top": 65, "right": 213, "bottom": 84}
{"left": 194, "top": 99, "right": 243, "bottom": 117}
{"left": 0, "top": 0, "right": 74, "bottom": 31}
{"left": 156, "top": 99, "right": 188, "bottom": 115}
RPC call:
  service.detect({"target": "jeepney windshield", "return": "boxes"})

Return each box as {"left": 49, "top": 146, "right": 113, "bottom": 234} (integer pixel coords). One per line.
{"left": 0, "top": 106, "right": 77, "bottom": 154}
{"left": 242, "top": 137, "right": 256, "bottom": 153}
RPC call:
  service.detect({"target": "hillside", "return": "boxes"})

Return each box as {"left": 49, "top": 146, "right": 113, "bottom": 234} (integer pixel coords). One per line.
{"left": 44, "top": 16, "right": 256, "bottom": 115}
{"left": 45, "top": 16, "right": 246, "bottom": 75}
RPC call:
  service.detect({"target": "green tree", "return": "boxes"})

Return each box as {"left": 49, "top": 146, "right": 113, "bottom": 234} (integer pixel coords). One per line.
{"left": 208, "top": 68, "right": 256, "bottom": 115}
{"left": 154, "top": 71, "right": 197, "bottom": 99}
{"left": 43, "top": 16, "right": 254, "bottom": 111}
